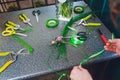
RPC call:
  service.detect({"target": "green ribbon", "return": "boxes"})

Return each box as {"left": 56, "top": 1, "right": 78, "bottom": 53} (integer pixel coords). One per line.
{"left": 12, "top": 35, "right": 34, "bottom": 53}
{"left": 80, "top": 49, "right": 105, "bottom": 65}
{"left": 56, "top": 12, "right": 92, "bottom": 59}
{"left": 70, "top": 34, "right": 84, "bottom": 45}
{"left": 79, "top": 33, "right": 115, "bottom": 65}
{"left": 11, "top": 27, "right": 34, "bottom": 53}
{"left": 48, "top": 11, "right": 95, "bottom": 80}
{"left": 61, "top": 11, "right": 92, "bottom": 37}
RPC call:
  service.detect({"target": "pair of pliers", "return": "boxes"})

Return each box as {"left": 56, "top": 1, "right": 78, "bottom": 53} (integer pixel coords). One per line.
{"left": 77, "top": 14, "right": 101, "bottom": 27}
{"left": 32, "top": 10, "right": 41, "bottom": 22}
{"left": 0, "top": 48, "right": 25, "bottom": 73}
{"left": 19, "top": 14, "right": 32, "bottom": 27}
{"left": 4, "top": 21, "right": 24, "bottom": 30}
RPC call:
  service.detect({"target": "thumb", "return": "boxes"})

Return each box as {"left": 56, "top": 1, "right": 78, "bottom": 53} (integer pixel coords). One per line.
{"left": 108, "top": 39, "right": 119, "bottom": 44}
{"left": 78, "top": 66, "right": 86, "bottom": 70}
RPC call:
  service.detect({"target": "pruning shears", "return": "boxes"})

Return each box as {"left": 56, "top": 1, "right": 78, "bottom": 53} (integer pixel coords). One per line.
{"left": 5, "top": 21, "right": 24, "bottom": 30}
{"left": 0, "top": 49, "right": 25, "bottom": 73}
{"left": 19, "top": 14, "right": 32, "bottom": 26}
{"left": 77, "top": 14, "right": 101, "bottom": 27}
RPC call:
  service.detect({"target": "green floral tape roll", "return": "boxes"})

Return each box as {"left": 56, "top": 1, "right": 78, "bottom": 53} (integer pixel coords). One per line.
{"left": 74, "top": 6, "right": 84, "bottom": 14}
{"left": 46, "top": 19, "right": 59, "bottom": 28}
{"left": 70, "top": 34, "right": 85, "bottom": 45}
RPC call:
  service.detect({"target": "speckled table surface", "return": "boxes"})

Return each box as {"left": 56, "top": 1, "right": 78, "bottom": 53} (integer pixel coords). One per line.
{"left": 0, "top": 1, "right": 118, "bottom": 80}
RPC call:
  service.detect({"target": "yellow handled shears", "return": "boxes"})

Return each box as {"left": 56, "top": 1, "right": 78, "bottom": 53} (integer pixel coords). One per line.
{"left": 5, "top": 21, "right": 24, "bottom": 30}
{"left": 77, "top": 14, "right": 101, "bottom": 27}
{"left": 2, "top": 27, "right": 27, "bottom": 37}
{"left": 0, "top": 49, "right": 25, "bottom": 73}
{"left": 19, "top": 14, "right": 32, "bottom": 26}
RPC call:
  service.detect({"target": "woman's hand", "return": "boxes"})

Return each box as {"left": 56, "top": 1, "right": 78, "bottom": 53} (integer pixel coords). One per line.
{"left": 104, "top": 39, "right": 120, "bottom": 55}
{"left": 70, "top": 66, "right": 93, "bottom": 80}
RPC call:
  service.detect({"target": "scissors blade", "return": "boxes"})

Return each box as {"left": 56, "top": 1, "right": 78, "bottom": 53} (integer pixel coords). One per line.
{"left": 15, "top": 33, "right": 27, "bottom": 37}
{"left": 35, "top": 13, "right": 39, "bottom": 22}
{"left": 27, "top": 22, "right": 32, "bottom": 26}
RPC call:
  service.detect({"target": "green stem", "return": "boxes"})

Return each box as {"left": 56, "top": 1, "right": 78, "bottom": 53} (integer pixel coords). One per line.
{"left": 80, "top": 49, "right": 105, "bottom": 65}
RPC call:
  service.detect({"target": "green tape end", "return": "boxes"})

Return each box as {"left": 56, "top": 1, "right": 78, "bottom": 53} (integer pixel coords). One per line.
{"left": 29, "top": 48, "right": 34, "bottom": 53}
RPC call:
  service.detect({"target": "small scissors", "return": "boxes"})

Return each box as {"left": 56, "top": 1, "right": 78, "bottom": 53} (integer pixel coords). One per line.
{"left": 32, "top": 10, "right": 41, "bottom": 22}
{"left": 77, "top": 32, "right": 87, "bottom": 41}
{"left": 19, "top": 14, "right": 32, "bottom": 26}
{"left": 5, "top": 21, "right": 24, "bottom": 30}
{"left": 2, "top": 27, "right": 27, "bottom": 37}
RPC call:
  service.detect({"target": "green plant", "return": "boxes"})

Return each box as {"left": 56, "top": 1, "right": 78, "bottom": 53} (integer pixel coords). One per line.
{"left": 59, "top": 0, "right": 73, "bottom": 18}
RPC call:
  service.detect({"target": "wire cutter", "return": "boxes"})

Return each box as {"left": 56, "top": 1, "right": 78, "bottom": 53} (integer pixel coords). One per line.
{"left": 77, "top": 14, "right": 101, "bottom": 27}
{"left": 2, "top": 27, "right": 27, "bottom": 37}
{"left": 32, "top": 10, "right": 41, "bottom": 22}
{"left": 5, "top": 21, "right": 24, "bottom": 30}
{"left": 19, "top": 14, "right": 32, "bottom": 27}
{"left": 0, "top": 48, "right": 25, "bottom": 73}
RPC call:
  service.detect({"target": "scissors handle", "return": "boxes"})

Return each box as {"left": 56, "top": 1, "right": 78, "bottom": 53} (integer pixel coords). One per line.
{"left": 83, "top": 14, "right": 92, "bottom": 21}
{"left": 32, "top": 10, "right": 36, "bottom": 16}
{"left": 2, "top": 27, "right": 15, "bottom": 36}
{"left": 84, "top": 23, "right": 101, "bottom": 27}
{"left": 37, "top": 10, "right": 41, "bottom": 15}
{"left": 32, "top": 10, "right": 41, "bottom": 16}
{"left": 21, "top": 14, "right": 28, "bottom": 21}
{"left": 0, "top": 60, "right": 14, "bottom": 73}
{"left": 2, "top": 30, "right": 13, "bottom": 36}
{"left": 19, "top": 14, "right": 29, "bottom": 22}
{"left": 0, "top": 52, "right": 10, "bottom": 56}
{"left": 19, "top": 15, "right": 25, "bottom": 22}
{"left": 5, "top": 23, "right": 14, "bottom": 28}
{"left": 7, "top": 21, "right": 17, "bottom": 27}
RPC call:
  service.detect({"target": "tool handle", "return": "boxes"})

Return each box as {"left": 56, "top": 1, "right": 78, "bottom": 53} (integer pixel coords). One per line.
{"left": 22, "top": 14, "right": 28, "bottom": 20}
{"left": 85, "top": 23, "right": 101, "bottom": 27}
{"left": 8, "top": 21, "right": 17, "bottom": 27}
{"left": 83, "top": 14, "right": 92, "bottom": 21}
{"left": 19, "top": 15, "right": 25, "bottom": 22}
{"left": 2, "top": 31, "right": 12, "bottom": 36}
{"left": 0, "top": 52, "right": 10, "bottom": 56}
{"left": 32, "top": 11, "right": 36, "bottom": 16}
{"left": 0, "top": 60, "right": 14, "bottom": 73}
{"left": 5, "top": 23, "right": 14, "bottom": 28}
{"left": 97, "top": 29, "right": 108, "bottom": 44}
{"left": 100, "top": 35, "right": 108, "bottom": 44}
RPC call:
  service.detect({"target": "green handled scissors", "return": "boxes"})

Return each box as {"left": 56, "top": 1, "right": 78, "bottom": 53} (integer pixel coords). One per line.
{"left": 2, "top": 27, "right": 27, "bottom": 37}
